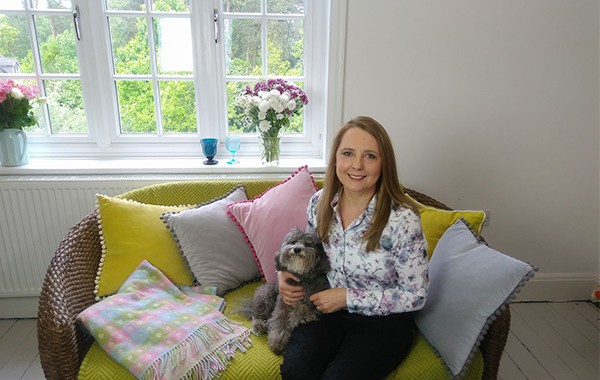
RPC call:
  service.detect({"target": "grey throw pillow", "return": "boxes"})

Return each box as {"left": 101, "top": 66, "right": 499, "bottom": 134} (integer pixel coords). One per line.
{"left": 161, "top": 185, "right": 260, "bottom": 295}
{"left": 415, "top": 218, "right": 537, "bottom": 378}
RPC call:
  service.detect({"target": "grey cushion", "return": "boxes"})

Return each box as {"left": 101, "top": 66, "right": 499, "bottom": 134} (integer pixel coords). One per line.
{"left": 415, "top": 218, "right": 536, "bottom": 378}
{"left": 161, "top": 185, "right": 260, "bottom": 295}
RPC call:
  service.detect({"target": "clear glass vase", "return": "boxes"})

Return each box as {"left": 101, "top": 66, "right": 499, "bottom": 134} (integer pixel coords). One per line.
{"left": 257, "top": 133, "right": 281, "bottom": 166}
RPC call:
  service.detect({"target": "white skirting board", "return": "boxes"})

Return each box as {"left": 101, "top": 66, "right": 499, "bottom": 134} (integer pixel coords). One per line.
{"left": 514, "top": 273, "right": 598, "bottom": 302}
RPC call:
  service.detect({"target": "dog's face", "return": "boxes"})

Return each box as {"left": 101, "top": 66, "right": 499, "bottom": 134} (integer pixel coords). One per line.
{"left": 276, "top": 228, "right": 328, "bottom": 276}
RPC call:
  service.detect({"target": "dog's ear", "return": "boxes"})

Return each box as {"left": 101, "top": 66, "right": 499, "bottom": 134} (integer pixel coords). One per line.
{"left": 274, "top": 251, "right": 284, "bottom": 271}
{"left": 314, "top": 241, "right": 330, "bottom": 274}
{"left": 316, "top": 256, "right": 330, "bottom": 275}
{"left": 283, "top": 227, "right": 302, "bottom": 243}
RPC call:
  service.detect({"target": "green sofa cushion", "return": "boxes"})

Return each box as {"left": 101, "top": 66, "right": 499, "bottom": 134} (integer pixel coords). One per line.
{"left": 79, "top": 281, "right": 484, "bottom": 380}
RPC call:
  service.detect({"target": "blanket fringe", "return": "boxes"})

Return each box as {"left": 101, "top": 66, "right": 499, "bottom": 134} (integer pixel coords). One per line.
{"left": 141, "top": 317, "right": 251, "bottom": 380}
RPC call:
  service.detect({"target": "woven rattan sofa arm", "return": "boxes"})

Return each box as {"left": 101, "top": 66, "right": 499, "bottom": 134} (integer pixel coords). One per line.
{"left": 480, "top": 307, "right": 511, "bottom": 380}
{"left": 405, "top": 188, "right": 451, "bottom": 211}
{"left": 37, "top": 210, "right": 101, "bottom": 380}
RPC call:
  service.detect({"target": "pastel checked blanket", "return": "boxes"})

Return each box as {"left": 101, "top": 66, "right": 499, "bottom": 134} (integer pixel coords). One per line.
{"left": 77, "top": 260, "right": 252, "bottom": 380}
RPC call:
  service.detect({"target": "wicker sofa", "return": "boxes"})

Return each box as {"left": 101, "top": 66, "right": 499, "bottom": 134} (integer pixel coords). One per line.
{"left": 37, "top": 178, "right": 510, "bottom": 380}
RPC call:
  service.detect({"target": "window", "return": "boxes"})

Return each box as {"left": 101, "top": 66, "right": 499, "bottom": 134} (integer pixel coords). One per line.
{"left": 0, "top": 0, "right": 344, "bottom": 161}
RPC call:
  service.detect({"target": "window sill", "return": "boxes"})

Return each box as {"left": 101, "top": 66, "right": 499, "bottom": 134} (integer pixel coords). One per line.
{"left": 0, "top": 157, "right": 327, "bottom": 177}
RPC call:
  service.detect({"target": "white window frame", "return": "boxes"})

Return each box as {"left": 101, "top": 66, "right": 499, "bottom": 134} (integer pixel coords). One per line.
{"left": 5, "top": 0, "right": 346, "bottom": 166}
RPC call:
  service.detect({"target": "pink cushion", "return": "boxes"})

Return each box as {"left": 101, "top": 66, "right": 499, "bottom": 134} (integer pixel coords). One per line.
{"left": 227, "top": 166, "right": 319, "bottom": 282}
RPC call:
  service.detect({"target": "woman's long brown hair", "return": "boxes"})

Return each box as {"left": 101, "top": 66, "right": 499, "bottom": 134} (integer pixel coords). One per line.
{"left": 317, "top": 116, "right": 419, "bottom": 251}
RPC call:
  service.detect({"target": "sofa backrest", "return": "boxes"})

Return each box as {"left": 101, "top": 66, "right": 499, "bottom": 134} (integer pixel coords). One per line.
{"left": 117, "top": 179, "right": 325, "bottom": 206}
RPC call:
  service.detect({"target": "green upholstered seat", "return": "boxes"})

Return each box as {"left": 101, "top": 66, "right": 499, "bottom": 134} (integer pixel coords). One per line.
{"left": 79, "top": 281, "right": 484, "bottom": 379}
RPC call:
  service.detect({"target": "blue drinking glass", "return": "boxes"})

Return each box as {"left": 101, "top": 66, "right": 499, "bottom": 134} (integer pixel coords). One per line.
{"left": 200, "top": 138, "right": 219, "bottom": 165}
{"left": 225, "top": 135, "right": 241, "bottom": 165}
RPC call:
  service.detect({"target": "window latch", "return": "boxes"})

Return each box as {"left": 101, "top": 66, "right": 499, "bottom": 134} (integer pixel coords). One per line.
{"left": 213, "top": 9, "right": 219, "bottom": 43}
{"left": 72, "top": 6, "right": 81, "bottom": 41}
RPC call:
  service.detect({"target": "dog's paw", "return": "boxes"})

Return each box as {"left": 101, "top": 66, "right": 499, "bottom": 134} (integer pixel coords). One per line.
{"left": 268, "top": 338, "right": 286, "bottom": 355}
{"left": 251, "top": 318, "right": 268, "bottom": 335}
{"left": 268, "top": 329, "right": 291, "bottom": 355}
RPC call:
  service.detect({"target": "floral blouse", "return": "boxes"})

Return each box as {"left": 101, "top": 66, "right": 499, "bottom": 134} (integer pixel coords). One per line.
{"left": 306, "top": 189, "right": 428, "bottom": 316}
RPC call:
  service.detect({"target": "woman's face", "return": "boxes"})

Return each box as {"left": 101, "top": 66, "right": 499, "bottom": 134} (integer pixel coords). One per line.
{"left": 335, "top": 127, "right": 382, "bottom": 198}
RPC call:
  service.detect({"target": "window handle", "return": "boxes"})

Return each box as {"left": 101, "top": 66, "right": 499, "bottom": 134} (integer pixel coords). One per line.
{"left": 213, "top": 9, "right": 219, "bottom": 43}
{"left": 73, "top": 6, "right": 81, "bottom": 41}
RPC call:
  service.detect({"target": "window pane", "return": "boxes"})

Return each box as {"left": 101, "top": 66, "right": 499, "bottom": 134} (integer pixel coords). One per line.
{"left": 267, "top": 0, "right": 304, "bottom": 14}
{"left": 44, "top": 79, "right": 86, "bottom": 134}
{"left": 32, "top": 0, "right": 72, "bottom": 10}
{"left": 225, "top": 19, "right": 261, "bottom": 76}
{"left": 223, "top": 0, "right": 260, "bottom": 14}
{"left": 267, "top": 19, "right": 303, "bottom": 76}
{"left": 152, "top": 0, "right": 190, "bottom": 12}
{"left": 116, "top": 80, "right": 156, "bottom": 133}
{"left": 107, "top": 0, "right": 145, "bottom": 11}
{"left": 20, "top": 79, "right": 45, "bottom": 134}
{"left": 160, "top": 80, "right": 196, "bottom": 133}
{"left": 154, "top": 17, "right": 192, "bottom": 75}
{"left": 109, "top": 16, "right": 151, "bottom": 75}
{"left": 227, "top": 81, "right": 252, "bottom": 134}
{"left": 35, "top": 15, "right": 78, "bottom": 74}
{"left": 0, "top": 0, "right": 25, "bottom": 11}
{"left": 287, "top": 81, "right": 304, "bottom": 133}
{"left": 0, "top": 14, "right": 34, "bottom": 74}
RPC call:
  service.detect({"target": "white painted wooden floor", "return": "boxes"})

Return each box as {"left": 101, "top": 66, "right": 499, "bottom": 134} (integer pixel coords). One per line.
{"left": 498, "top": 301, "right": 599, "bottom": 380}
{"left": 0, "top": 302, "right": 598, "bottom": 379}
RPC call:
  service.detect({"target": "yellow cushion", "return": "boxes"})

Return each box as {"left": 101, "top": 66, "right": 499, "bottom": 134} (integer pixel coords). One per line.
{"left": 94, "top": 195, "right": 194, "bottom": 298}
{"left": 409, "top": 197, "right": 486, "bottom": 258}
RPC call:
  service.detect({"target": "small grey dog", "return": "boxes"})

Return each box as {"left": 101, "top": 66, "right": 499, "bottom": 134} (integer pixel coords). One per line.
{"left": 251, "top": 228, "right": 330, "bottom": 355}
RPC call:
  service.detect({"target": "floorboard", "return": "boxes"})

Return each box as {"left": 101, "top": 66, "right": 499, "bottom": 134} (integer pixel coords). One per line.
{"left": 509, "top": 307, "right": 574, "bottom": 380}
{"left": 504, "top": 328, "right": 554, "bottom": 379}
{"left": 0, "top": 319, "right": 37, "bottom": 379}
{"left": 550, "top": 302, "right": 599, "bottom": 348}
{"left": 513, "top": 303, "right": 597, "bottom": 379}
{"left": 0, "top": 320, "right": 39, "bottom": 380}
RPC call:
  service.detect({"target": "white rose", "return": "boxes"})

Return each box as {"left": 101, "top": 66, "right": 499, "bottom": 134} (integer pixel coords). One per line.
{"left": 287, "top": 100, "right": 296, "bottom": 111}
{"left": 251, "top": 96, "right": 261, "bottom": 106}
{"left": 272, "top": 101, "right": 284, "bottom": 113}
{"left": 11, "top": 88, "right": 24, "bottom": 99}
{"left": 258, "top": 100, "right": 271, "bottom": 113}
{"left": 269, "top": 89, "right": 281, "bottom": 97}
{"left": 259, "top": 120, "right": 271, "bottom": 132}
{"left": 276, "top": 113, "right": 284, "bottom": 120}
{"left": 279, "top": 93, "right": 290, "bottom": 103}
{"left": 258, "top": 111, "right": 266, "bottom": 120}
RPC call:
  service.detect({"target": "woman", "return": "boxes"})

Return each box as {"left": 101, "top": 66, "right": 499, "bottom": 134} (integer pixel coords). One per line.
{"left": 278, "top": 116, "right": 429, "bottom": 380}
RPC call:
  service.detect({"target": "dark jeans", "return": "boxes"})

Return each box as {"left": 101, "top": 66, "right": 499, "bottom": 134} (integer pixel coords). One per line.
{"left": 280, "top": 310, "right": 415, "bottom": 380}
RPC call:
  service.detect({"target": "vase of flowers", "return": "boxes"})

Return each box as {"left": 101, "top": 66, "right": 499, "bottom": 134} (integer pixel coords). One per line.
{"left": 0, "top": 80, "right": 45, "bottom": 166}
{"left": 237, "top": 78, "right": 308, "bottom": 166}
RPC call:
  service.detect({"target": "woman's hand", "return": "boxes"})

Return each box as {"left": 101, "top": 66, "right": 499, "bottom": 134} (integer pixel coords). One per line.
{"left": 310, "top": 288, "right": 347, "bottom": 314}
{"left": 278, "top": 270, "right": 305, "bottom": 305}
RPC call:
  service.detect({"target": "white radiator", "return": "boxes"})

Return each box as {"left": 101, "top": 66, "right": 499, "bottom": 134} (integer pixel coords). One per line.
{"left": 0, "top": 175, "right": 204, "bottom": 300}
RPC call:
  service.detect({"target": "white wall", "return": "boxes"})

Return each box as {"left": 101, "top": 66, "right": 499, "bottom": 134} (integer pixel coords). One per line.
{"left": 342, "top": 0, "right": 599, "bottom": 300}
